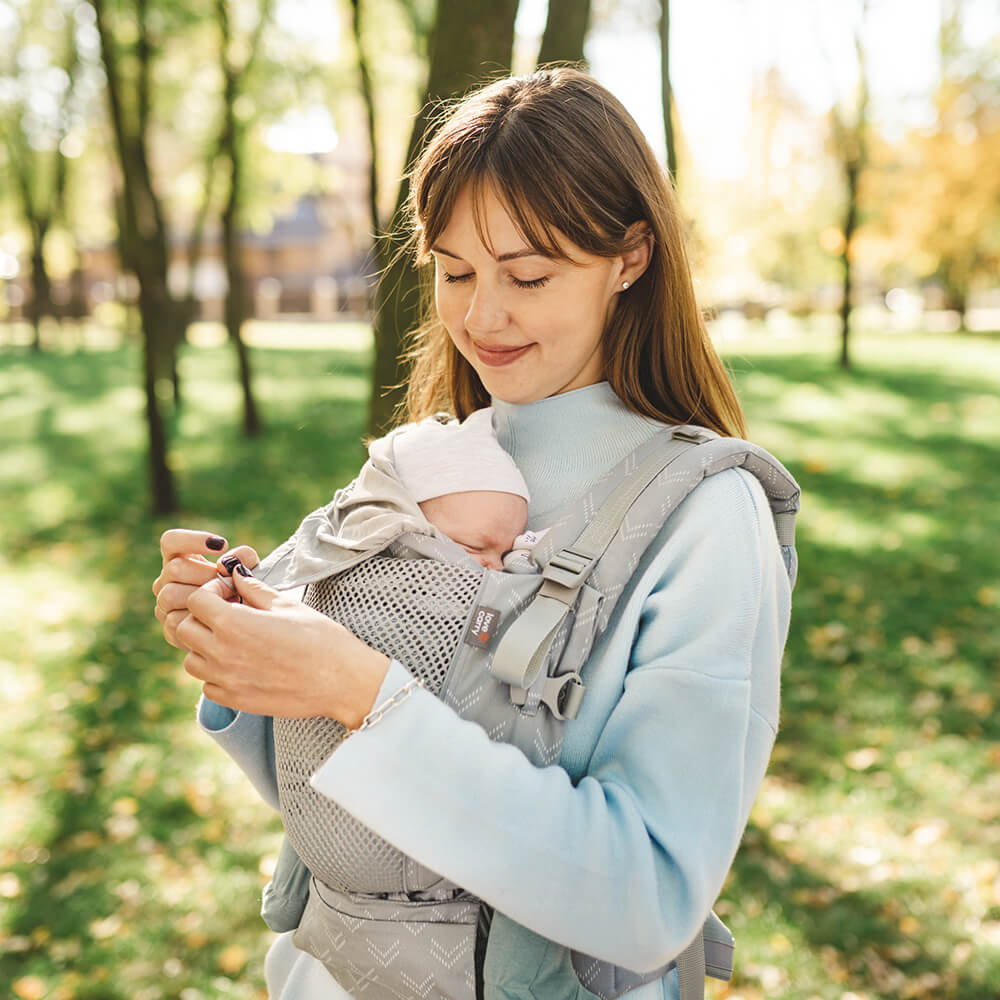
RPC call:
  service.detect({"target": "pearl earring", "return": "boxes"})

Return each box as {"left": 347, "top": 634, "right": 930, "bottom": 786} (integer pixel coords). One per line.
{"left": 621, "top": 280, "right": 630, "bottom": 290}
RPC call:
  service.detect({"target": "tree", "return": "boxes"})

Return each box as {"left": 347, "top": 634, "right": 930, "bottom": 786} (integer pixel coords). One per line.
{"left": 659, "top": 0, "right": 677, "bottom": 185}
{"left": 350, "top": 0, "right": 380, "bottom": 258}
{"left": 537, "top": 0, "right": 592, "bottom": 67}
{"left": 0, "top": 2, "right": 81, "bottom": 351}
{"left": 366, "top": 0, "right": 520, "bottom": 436}
{"left": 91, "top": 0, "right": 179, "bottom": 513}
{"left": 892, "top": 8, "right": 1000, "bottom": 327}
{"left": 822, "top": 0, "right": 871, "bottom": 370}
{"left": 215, "top": 0, "right": 272, "bottom": 437}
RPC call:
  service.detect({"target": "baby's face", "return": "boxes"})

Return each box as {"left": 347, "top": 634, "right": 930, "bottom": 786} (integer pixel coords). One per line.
{"left": 419, "top": 491, "right": 528, "bottom": 571}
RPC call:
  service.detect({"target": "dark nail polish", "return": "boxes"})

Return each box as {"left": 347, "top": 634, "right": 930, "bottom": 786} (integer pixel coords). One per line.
{"left": 234, "top": 563, "right": 253, "bottom": 578}
{"left": 220, "top": 553, "right": 242, "bottom": 574}
{"left": 206, "top": 535, "right": 226, "bottom": 551}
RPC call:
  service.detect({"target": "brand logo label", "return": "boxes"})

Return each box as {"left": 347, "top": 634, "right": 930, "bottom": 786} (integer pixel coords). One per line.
{"left": 464, "top": 605, "right": 501, "bottom": 649}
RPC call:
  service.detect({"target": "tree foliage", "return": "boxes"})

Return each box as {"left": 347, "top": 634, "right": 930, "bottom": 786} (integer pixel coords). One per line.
{"left": 0, "top": 0, "right": 93, "bottom": 348}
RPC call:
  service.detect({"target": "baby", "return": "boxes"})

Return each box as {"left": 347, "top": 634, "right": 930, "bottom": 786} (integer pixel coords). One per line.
{"left": 217, "top": 409, "right": 538, "bottom": 596}
{"left": 391, "top": 408, "right": 530, "bottom": 571}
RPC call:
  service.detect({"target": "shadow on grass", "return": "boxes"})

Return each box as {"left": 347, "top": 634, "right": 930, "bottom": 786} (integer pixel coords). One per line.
{"left": 724, "top": 823, "right": 1000, "bottom": 1000}
{"left": 2, "top": 335, "right": 998, "bottom": 998}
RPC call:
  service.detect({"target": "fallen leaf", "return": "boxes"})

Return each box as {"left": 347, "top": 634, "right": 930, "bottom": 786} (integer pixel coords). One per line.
{"left": 12, "top": 977, "right": 46, "bottom": 1000}
{"left": 218, "top": 945, "right": 247, "bottom": 974}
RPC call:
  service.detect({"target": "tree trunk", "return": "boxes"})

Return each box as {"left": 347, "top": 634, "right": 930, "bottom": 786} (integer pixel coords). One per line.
{"left": 139, "top": 274, "right": 179, "bottom": 514}
{"left": 220, "top": 91, "right": 262, "bottom": 436}
{"left": 28, "top": 240, "right": 52, "bottom": 353}
{"left": 659, "top": 0, "right": 677, "bottom": 185}
{"left": 839, "top": 160, "right": 858, "bottom": 371}
{"left": 537, "top": 0, "right": 591, "bottom": 66}
{"left": 351, "top": 0, "right": 380, "bottom": 248}
{"left": 367, "top": 0, "right": 520, "bottom": 436}
{"left": 92, "top": 0, "right": 179, "bottom": 513}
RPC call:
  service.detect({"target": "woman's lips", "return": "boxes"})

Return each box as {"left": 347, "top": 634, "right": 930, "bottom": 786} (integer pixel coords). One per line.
{"left": 472, "top": 341, "right": 533, "bottom": 367}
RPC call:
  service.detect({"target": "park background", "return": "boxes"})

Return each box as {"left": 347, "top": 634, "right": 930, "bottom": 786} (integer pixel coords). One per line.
{"left": 1, "top": 0, "right": 998, "bottom": 998}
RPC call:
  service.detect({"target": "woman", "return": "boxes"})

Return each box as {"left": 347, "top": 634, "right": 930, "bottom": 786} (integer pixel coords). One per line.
{"left": 153, "top": 68, "right": 794, "bottom": 999}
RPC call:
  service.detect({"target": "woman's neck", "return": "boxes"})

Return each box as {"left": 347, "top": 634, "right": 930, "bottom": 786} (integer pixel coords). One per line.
{"left": 491, "top": 382, "right": 663, "bottom": 519}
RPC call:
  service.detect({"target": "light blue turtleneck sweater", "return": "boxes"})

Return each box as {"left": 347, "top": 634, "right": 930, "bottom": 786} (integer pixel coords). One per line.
{"left": 200, "top": 382, "right": 792, "bottom": 1000}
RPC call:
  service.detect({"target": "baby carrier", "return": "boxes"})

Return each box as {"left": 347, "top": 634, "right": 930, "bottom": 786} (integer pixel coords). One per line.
{"left": 255, "top": 423, "right": 800, "bottom": 1000}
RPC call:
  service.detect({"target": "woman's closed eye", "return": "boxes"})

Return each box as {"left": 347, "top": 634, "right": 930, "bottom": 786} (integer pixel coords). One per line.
{"left": 442, "top": 271, "right": 550, "bottom": 290}
{"left": 510, "top": 275, "right": 549, "bottom": 290}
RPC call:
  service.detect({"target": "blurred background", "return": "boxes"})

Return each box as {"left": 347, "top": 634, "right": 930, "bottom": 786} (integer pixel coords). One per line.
{"left": 1, "top": 1, "right": 998, "bottom": 998}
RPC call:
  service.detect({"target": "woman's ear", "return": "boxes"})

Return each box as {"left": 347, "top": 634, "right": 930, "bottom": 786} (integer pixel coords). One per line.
{"left": 619, "top": 221, "right": 653, "bottom": 288}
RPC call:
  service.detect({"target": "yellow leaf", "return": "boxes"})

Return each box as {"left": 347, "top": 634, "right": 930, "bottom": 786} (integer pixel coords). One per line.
{"left": 13, "top": 977, "right": 47, "bottom": 1000}
{"left": 0, "top": 873, "right": 21, "bottom": 898}
{"left": 112, "top": 797, "right": 139, "bottom": 816}
{"left": 846, "top": 747, "right": 881, "bottom": 770}
{"left": 899, "top": 915, "right": 921, "bottom": 934}
{"left": 976, "top": 586, "right": 996, "bottom": 606}
{"left": 88, "top": 915, "right": 122, "bottom": 940}
{"left": 218, "top": 945, "right": 248, "bottom": 974}
{"left": 769, "top": 932, "right": 793, "bottom": 954}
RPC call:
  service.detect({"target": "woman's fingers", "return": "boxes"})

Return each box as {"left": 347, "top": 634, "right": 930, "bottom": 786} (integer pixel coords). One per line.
{"left": 162, "top": 609, "right": 191, "bottom": 649}
{"left": 155, "top": 581, "right": 200, "bottom": 616}
{"left": 220, "top": 545, "right": 260, "bottom": 570}
{"left": 153, "top": 555, "right": 219, "bottom": 596}
{"left": 175, "top": 611, "right": 217, "bottom": 657}
{"left": 160, "top": 529, "right": 228, "bottom": 561}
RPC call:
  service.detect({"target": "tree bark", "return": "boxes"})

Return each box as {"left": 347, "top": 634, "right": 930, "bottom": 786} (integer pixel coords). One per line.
{"left": 92, "top": 0, "right": 178, "bottom": 513}
{"left": 367, "top": 0, "right": 520, "bottom": 436}
{"left": 351, "top": 0, "right": 380, "bottom": 249}
{"left": 537, "top": 0, "right": 591, "bottom": 67}
{"left": 833, "top": 7, "right": 870, "bottom": 372}
{"left": 27, "top": 238, "right": 52, "bottom": 353}
{"left": 839, "top": 160, "right": 858, "bottom": 370}
{"left": 217, "top": 0, "right": 263, "bottom": 437}
{"left": 659, "top": 0, "right": 677, "bottom": 185}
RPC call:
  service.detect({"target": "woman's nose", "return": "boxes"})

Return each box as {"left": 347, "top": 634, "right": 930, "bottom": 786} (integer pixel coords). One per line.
{"left": 465, "top": 286, "right": 507, "bottom": 334}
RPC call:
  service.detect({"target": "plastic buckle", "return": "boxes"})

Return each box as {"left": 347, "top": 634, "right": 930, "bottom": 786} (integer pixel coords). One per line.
{"left": 542, "top": 672, "right": 586, "bottom": 721}
{"left": 671, "top": 428, "right": 704, "bottom": 444}
{"left": 543, "top": 546, "right": 597, "bottom": 591}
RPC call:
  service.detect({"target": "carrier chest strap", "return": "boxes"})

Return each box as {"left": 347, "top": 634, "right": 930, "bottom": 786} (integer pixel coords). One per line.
{"left": 489, "top": 434, "right": 701, "bottom": 691}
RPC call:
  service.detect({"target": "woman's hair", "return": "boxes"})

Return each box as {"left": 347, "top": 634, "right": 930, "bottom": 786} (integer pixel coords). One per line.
{"left": 401, "top": 67, "right": 746, "bottom": 438}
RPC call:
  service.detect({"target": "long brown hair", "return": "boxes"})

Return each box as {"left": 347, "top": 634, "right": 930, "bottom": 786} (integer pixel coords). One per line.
{"left": 401, "top": 67, "right": 746, "bottom": 438}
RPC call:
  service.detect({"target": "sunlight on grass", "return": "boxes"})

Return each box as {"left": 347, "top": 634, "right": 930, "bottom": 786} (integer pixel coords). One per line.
{"left": 2, "top": 323, "right": 999, "bottom": 999}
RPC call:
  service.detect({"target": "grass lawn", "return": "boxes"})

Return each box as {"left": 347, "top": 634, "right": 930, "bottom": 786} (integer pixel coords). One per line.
{"left": 1, "top": 320, "right": 998, "bottom": 1000}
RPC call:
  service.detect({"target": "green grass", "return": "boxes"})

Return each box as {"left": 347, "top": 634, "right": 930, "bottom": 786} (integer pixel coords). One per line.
{"left": 1, "top": 321, "right": 998, "bottom": 1000}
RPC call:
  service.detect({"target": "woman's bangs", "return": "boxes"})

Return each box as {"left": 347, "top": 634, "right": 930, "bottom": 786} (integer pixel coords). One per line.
{"left": 469, "top": 168, "right": 583, "bottom": 263}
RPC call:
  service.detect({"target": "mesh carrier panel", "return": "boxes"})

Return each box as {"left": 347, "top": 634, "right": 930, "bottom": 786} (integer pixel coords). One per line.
{"left": 274, "top": 555, "right": 481, "bottom": 893}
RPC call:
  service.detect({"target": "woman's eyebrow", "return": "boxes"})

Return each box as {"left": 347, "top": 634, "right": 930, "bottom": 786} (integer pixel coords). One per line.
{"left": 430, "top": 244, "right": 545, "bottom": 263}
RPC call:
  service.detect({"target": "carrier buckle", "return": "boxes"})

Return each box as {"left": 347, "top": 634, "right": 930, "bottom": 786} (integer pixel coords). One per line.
{"left": 541, "top": 672, "right": 586, "bottom": 720}
{"left": 671, "top": 428, "right": 705, "bottom": 444}
{"left": 543, "top": 546, "right": 598, "bottom": 592}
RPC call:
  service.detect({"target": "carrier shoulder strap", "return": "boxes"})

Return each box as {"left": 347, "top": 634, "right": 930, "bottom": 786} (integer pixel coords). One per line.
{"left": 490, "top": 426, "right": 800, "bottom": 694}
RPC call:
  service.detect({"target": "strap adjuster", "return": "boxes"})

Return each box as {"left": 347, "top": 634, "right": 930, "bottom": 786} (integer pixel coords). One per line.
{"left": 671, "top": 428, "right": 705, "bottom": 444}
{"left": 543, "top": 545, "right": 597, "bottom": 590}
{"left": 541, "top": 672, "right": 586, "bottom": 720}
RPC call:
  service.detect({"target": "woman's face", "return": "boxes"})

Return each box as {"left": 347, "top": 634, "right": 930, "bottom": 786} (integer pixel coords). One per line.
{"left": 431, "top": 186, "right": 626, "bottom": 405}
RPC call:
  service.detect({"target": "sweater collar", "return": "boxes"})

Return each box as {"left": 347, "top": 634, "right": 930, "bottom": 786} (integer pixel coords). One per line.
{"left": 491, "top": 382, "right": 664, "bottom": 519}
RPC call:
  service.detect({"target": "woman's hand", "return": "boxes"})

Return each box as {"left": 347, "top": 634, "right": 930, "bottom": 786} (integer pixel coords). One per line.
{"left": 153, "top": 530, "right": 259, "bottom": 650}
{"left": 180, "top": 570, "right": 390, "bottom": 727}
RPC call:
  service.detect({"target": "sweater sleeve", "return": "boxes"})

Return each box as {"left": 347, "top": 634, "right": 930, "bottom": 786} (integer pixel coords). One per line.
{"left": 310, "top": 469, "right": 789, "bottom": 974}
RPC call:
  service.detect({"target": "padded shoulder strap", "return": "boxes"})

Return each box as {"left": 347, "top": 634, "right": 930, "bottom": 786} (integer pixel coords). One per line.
{"left": 490, "top": 427, "right": 800, "bottom": 691}
{"left": 489, "top": 433, "right": 699, "bottom": 689}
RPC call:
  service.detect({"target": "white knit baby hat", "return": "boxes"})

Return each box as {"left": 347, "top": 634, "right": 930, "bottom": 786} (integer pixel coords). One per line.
{"left": 392, "top": 408, "right": 530, "bottom": 503}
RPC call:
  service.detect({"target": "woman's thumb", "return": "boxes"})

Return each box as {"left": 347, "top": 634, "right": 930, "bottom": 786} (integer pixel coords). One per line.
{"left": 231, "top": 564, "right": 278, "bottom": 609}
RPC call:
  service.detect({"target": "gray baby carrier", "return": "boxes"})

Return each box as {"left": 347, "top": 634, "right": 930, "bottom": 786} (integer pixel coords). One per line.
{"left": 258, "top": 424, "right": 800, "bottom": 1000}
